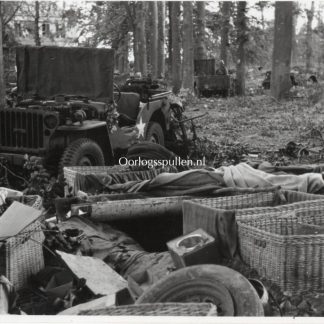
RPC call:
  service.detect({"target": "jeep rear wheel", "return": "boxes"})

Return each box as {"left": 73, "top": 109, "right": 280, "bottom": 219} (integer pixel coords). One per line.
{"left": 60, "top": 138, "right": 105, "bottom": 170}
{"left": 145, "top": 122, "right": 165, "bottom": 146}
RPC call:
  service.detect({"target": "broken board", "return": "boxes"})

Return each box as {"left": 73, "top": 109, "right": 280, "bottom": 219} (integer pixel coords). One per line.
{"left": 56, "top": 251, "right": 127, "bottom": 296}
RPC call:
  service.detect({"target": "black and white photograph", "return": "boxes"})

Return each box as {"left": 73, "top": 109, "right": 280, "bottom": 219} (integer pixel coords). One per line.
{"left": 0, "top": 0, "right": 324, "bottom": 321}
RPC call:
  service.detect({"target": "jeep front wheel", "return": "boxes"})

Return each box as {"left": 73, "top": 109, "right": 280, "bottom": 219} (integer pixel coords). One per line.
{"left": 60, "top": 138, "right": 105, "bottom": 169}
{"left": 145, "top": 122, "right": 165, "bottom": 146}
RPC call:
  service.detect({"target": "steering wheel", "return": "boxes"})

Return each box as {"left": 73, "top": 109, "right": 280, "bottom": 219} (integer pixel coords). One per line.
{"left": 113, "top": 83, "right": 121, "bottom": 104}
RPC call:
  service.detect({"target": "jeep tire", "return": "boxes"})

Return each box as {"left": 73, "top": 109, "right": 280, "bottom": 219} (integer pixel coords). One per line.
{"left": 145, "top": 122, "right": 165, "bottom": 146}
{"left": 136, "top": 264, "right": 264, "bottom": 316}
{"left": 60, "top": 138, "right": 105, "bottom": 169}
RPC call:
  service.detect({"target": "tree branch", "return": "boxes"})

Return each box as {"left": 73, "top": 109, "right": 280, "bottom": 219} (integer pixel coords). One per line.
{"left": 3, "top": 2, "right": 23, "bottom": 26}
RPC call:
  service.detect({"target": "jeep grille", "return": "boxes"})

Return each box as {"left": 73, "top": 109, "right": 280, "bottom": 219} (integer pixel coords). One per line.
{"left": 0, "top": 109, "right": 45, "bottom": 153}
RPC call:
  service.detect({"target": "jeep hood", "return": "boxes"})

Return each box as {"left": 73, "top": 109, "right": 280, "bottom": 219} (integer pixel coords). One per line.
{"left": 16, "top": 46, "right": 114, "bottom": 100}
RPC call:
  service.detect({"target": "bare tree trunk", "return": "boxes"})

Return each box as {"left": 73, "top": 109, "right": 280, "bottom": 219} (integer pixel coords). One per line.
{"left": 34, "top": 1, "right": 41, "bottom": 46}
{"left": 235, "top": 1, "right": 248, "bottom": 96}
{"left": 220, "top": 1, "right": 231, "bottom": 66}
{"left": 157, "top": 1, "right": 165, "bottom": 78}
{"left": 117, "top": 36, "right": 129, "bottom": 74}
{"left": 149, "top": 1, "right": 158, "bottom": 78}
{"left": 182, "top": 1, "right": 194, "bottom": 90}
{"left": 271, "top": 1, "right": 293, "bottom": 100}
{"left": 170, "top": 1, "right": 181, "bottom": 94}
{"left": 124, "top": 3, "right": 138, "bottom": 73}
{"left": 258, "top": 1, "right": 266, "bottom": 30}
{"left": 0, "top": 2, "right": 5, "bottom": 109}
{"left": 318, "top": 5, "right": 324, "bottom": 74}
{"left": 291, "top": 2, "right": 298, "bottom": 66}
{"left": 306, "top": 1, "right": 315, "bottom": 72}
{"left": 167, "top": 1, "right": 172, "bottom": 78}
{"left": 136, "top": 2, "right": 147, "bottom": 76}
{"left": 194, "top": 1, "right": 207, "bottom": 60}
{"left": 122, "top": 34, "right": 129, "bottom": 73}
{"left": 133, "top": 29, "right": 140, "bottom": 73}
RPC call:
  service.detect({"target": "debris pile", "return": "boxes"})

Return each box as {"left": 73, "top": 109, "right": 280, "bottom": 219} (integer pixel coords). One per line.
{"left": 1, "top": 149, "right": 324, "bottom": 317}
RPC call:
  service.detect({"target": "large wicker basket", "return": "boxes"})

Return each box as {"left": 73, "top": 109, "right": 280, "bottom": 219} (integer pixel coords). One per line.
{"left": 182, "top": 189, "right": 324, "bottom": 293}
{"left": 183, "top": 189, "right": 323, "bottom": 237}
{"left": 189, "top": 189, "right": 322, "bottom": 216}
{"left": 0, "top": 196, "right": 44, "bottom": 290}
{"left": 78, "top": 302, "right": 216, "bottom": 316}
{"left": 0, "top": 219, "right": 45, "bottom": 290}
{"left": 63, "top": 165, "right": 176, "bottom": 195}
{"left": 238, "top": 208, "right": 324, "bottom": 294}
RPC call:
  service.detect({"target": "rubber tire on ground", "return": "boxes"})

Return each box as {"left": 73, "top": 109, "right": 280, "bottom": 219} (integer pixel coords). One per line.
{"left": 136, "top": 264, "right": 264, "bottom": 316}
{"left": 59, "top": 138, "right": 105, "bottom": 170}
{"left": 145, "top": 122, "right": 165, "bottom": 146}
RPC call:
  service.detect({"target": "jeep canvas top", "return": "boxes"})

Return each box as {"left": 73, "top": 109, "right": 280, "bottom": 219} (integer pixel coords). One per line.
{"left": 16, "top": 46, "right": 114, "bottom": 100}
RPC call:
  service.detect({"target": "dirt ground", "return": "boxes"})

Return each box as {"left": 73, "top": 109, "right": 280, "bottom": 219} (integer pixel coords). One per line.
{"left": 185, "top": 85, "right": 324, "bottom": 165}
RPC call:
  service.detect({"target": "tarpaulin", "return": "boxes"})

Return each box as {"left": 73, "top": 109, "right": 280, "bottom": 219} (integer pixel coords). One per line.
{"left": 16, "top": 46, "right": 114, "bottom": 100}
{"left": 108, "top": 168, "right": 226, "bottom": 195}
{"left": 73, "top": 166, "right": 177, "bottom": 195}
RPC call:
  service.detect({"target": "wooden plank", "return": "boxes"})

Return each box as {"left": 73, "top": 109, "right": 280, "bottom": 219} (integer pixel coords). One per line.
{"left": 56, "top": 251, "right": 127, "bottom": 296}
{"left": 71, "top": 196, "right": 193, "bottom": 222}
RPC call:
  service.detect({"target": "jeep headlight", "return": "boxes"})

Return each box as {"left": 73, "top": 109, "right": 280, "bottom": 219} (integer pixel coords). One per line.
{"left": 44, "top": 114, "right": 59, "bottom": 129}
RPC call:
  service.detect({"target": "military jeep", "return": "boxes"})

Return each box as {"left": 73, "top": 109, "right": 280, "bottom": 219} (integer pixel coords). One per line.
{"left": 0, "top": 46, "right": 173, "bottom": 172}
{"left": 193, "top": 59, "right": 234, "bottom": 97}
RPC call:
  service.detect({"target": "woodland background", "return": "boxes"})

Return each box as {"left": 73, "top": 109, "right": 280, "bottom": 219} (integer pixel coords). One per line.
{"left": 0, "top": 1, "right": 323, "bottom": 102}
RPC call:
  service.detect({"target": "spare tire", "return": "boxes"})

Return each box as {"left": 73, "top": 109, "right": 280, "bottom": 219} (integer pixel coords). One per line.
{"left": 136, "top": 264, "right": 264, "bottom": 316}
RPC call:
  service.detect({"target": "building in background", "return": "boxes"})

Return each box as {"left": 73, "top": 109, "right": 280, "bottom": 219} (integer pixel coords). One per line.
{"left": 10, "top": 1, "right": 79, "bottom": 47}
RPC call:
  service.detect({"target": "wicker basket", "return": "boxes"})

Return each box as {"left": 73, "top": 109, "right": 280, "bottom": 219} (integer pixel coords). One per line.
{"left": 78, "top": 303, "right": 216, "bottom": 316}
{"left": 183, "top": 189, "right": 324, "bottom": 293}
{"left": 0, "top": 219, "right": 45, "bottom": 290}
{"left": 193, "top": 189, "right": 321, "bottom": 210}
{"left": 238, "top": 208, "right": 324, "bottom": 293}
{"left": 63, "top": 165, "right": 176, "bottom": 195}
{"left": 183, "top": 189, "right": 324, "bottom": 240}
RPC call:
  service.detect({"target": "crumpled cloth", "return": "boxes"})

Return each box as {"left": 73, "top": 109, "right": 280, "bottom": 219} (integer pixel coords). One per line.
{"left": 57, "top": 217, "right": 174, "bottom": 289}
{"left": 108, "top": 163, "right": 324, "bottom": 194}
